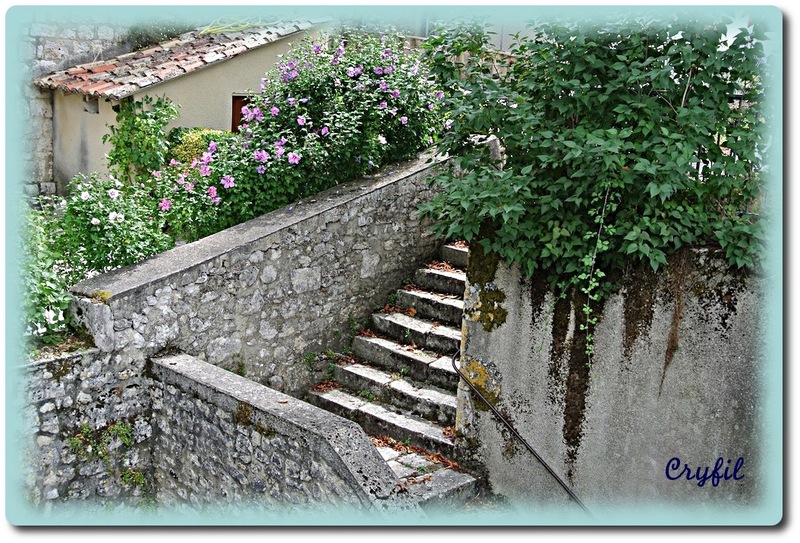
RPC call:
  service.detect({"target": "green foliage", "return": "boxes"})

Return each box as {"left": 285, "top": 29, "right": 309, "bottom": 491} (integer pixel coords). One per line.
{"left": 21, "top": 201, "right": 73, "bottom": 344}
{"left": 58, "top": 173, "right": 173, "bottom": 277}
{"left": 168, "top": 27, "right": 446, "bottom": 229}
{"left": 102, "top": 95, "right": 180, "bottom": 185}
{"left": 168, "top": 127, "right": 229, "bottom": 165}
{"left": 420, "top": 16, "right": 769, "bottom": 302}
{"left": 67, "top": 421, "right": 134, "bottom": 463}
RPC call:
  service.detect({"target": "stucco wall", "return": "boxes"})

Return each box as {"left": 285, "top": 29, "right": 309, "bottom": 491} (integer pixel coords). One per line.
{"left": 456, "top": 248, "right": 767, "bottom": 515}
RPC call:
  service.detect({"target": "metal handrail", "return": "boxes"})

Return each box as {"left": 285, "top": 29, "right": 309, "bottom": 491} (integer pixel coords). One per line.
{"left": 450, "top": 350, "right": 594, "bottom": 519}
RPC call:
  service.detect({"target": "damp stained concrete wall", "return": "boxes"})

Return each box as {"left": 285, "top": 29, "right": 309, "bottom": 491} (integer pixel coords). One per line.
{"left": 457, "top": 248, "right": 767, "bottom": 513}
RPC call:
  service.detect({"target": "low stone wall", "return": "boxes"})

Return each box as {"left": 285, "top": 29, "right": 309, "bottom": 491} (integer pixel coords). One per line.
{"left": 457, "top": 248, "right": 766, "bottom": 514}
{"left": 151, "top": 352, "right": 412, "bottom": 513}
{"left": 70, "top": 153, "right": 445, "bottom": 397}
{"left": 23, "top": 348, "right": 154, "bottom": 507}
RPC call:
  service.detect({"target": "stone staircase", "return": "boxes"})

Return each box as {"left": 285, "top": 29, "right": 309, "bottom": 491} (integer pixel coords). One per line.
{"left": 307, "top": 242, "right": 479, "bottom": 508}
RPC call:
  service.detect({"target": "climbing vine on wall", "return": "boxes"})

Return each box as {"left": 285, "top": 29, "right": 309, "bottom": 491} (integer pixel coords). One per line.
{"left": 419, "top": 16, "right": 770, "bottom": 308}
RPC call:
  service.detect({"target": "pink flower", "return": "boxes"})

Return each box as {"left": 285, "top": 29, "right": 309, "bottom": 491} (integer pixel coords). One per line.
{"left": 445, "top": 119, "right": 453, "bottom": 130}
{"left": 199, "top": 164, "right": 211, "bottom": 177}
{"left": 201, "top": 152, "right": 213, "bottom": 164}
{"left": 208, "top": 141, "right": 218, "bottom": 153}
{"left": 297, "top": 116, "right": 306, "bottom": 126}
{"left": 270, "top": 106, "right": 280, "bottom": 116}
{"left": 169, "top": 159, "right": 180, "bottom": 166}
{"left": 321, "top": 126, "right": 329, "bottom": 136}
{"left": 374, "top": 66, "right": 383, "bottom": 75}
{"left": 257, "top": 165, "right": 266, "bottom": 174}
{"left": 254, "top": 149, "right": 269, "bottom": 162}
{"left": 428, "top": 103, "right": 435, "bottom": 111}
{"left": 379, "top": 102, "right": 387, "bottom": 109}
{"left": 158, "top": 198, "right": 172, "bottom": 211}
{"left": 287, "top": 152, "right": 301, "bottom": 165}
{"left": 152, "top": 170, "right": 162, "bottom": 178}
{"left": 400, "top": 116, "right": 408, "bottom": 125}
{"left": 221, "top": 175, "right": 235, "bottom": 189}
{"left": 391, "top": 89, "right": 400, "bottom": 99}
{"left": 435, "top": 90, "right": 445, "bottom": 99}
{"left": 207, "top": 186, "right": 219, "bottom": 203}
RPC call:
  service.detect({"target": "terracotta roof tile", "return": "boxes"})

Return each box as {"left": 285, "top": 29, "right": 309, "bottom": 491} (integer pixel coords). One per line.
{"left": 33, "top": 18, "right": 325, "bottom": 99}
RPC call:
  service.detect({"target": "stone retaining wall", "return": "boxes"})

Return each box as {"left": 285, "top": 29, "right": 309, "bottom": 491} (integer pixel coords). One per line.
{"left": 70, "top": 152, "right": 445, "bottom": 397}
{"left": 151, "top": 352, "right": 412, "bottom": 513}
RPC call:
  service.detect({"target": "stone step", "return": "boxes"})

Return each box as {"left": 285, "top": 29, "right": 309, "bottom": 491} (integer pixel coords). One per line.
{"left": 308, "top": 388, "right": 456, "bottom": 457}
{"left": 371, "top": 312, "right": 461, "bottom": 355}
{"left": 333, "top": 362, "right": 456, "bottom": 426}
{"left": 440, "top": 243, "right": 469, "bottom": 270}
{"left": 396, "top": 288, "right": 464, "bottom": 327}
{"left": 374, "top": 441, "right": 478, "bottom": 509}
{"left": 413, "top": 267, "right": 466, "bottom": 297}
{"left": 352, "top": 335, "right": 458, "bottom": 392}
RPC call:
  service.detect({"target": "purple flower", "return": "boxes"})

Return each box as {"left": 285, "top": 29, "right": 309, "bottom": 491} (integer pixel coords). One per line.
{"left": 321, "top": 126, "right": 329, "bottom": 136}
{"left": 207, "top": 186, "right": 218, "bottom": 200}
{"left": 254, "top": 149, "right": 270, "bottom": 162}
{"left": 312, "top": 43, "right": 322, "bottom": 54}
{"left": 287, "top": 97, "right": 296, "bottom": 106}
{"left": 383, "top": 65, "right": 393, "bottom": 75}
{"left": 221, "top": 175, "right": 235, "bottom": 189}
{"left": 169, "top": 159, "right": 180, "bottom": 166}
{"left": 379, "top": 102, "right": 387, "bottom": 110}
{"left": 297, "top": 116, "right": 306, "bottom": 126}
{"left": 275, "top": 146, "right": 285, "bottom": 158}
{"left": 287, "top": 152, "right": 301, "bottom": 165}
{"left": 159, "top": 198, "right": 172, "bottom": 211}
{"left": 389, "top": 107, "right": 398, "bottom": 116}
{"left": 199, "top": 164, "right": 211, "bottom": 177}
{"left": 445, "top": 119, "right": 453, "bottom": 130}
{"left": 201, "top": 152, "right": 213, "bottom": 164}
{"left": 400, "top": 116, "right": 408, "bottom": 125}
{"left": 177, "top": 174, "right": 186, "bottom": 185}
{"left": 270, "top": 106, "right": 280, "bottom": 116}
{"left": 391, "top": 89, "right": 400, "bottom": 99}
{"left": 257, "top": 165, "right": 266, "bottom": 174}
{"left": 379, "top": 81, "right": 389, "bottom": 91}
{"left": 435, "top": 90, "right": 445, "bottom": 99}
{"left": 152, "top": 170, "right": 162, "bottom": 178}
{"left": 374, "top": 66, "right": 383, "bottom": 75}
{"left": 428, "top": 103, "right": 435, "bottom": 111}
{"left": 336, "top": 42, "right": 345, "bottom": 56}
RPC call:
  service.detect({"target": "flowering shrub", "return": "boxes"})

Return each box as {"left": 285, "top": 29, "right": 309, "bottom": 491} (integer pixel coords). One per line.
{"left": 173, "top": 28, "right": 446, "bottom": 228}
{"left": 58, "top": 173, "right": 173, "bottom": 276}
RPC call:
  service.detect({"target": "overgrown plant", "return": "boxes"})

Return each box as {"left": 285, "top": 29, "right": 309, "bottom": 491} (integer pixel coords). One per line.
{"left": 420, "top": 16, "right": 769, "bottom": 312}
{"left": 103, "top": 95, "right": 179, "bottom": 185}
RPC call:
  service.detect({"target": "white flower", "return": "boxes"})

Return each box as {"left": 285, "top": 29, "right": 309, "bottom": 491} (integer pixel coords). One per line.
{"left": 90, "top": 217, "right": 100, "bottom": 226}
{"left": 108, "top": 211, "right": 124, "bottom": 222}
{"left": 377, "top": 135, "right": 387, "bottom": 145}
{"left": 80, "top": 191, "right": 91, "bottom": 201}
{"left": 107, "top": 188, "right": 120, "bottom": 199}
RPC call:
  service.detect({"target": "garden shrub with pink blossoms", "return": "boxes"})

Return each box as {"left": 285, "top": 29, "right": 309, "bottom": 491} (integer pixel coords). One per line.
{"left": 22, "top": 28, "right": 447, "bottom": 346}
{"left": 151, "top": 28, "right": 446, "bottom": 237}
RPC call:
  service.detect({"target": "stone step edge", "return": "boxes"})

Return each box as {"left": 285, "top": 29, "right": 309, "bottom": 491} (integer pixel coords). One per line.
{"left": 309, "top": 387, "right": 455, "bottom": 452}
{"left": 351, "top": 335, "right": 459, "bottom": 392}
{"left": 332, "top": 362, "right": 456, "bottom": 425}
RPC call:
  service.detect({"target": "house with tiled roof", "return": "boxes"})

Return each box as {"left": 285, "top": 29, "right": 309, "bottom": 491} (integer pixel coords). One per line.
{"left": 33, "top": 19, "right": 327, "bottom": 188}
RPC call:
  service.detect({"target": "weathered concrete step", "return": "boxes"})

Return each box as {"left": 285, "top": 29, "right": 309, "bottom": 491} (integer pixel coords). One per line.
{"left": 371, "top": 312, "right": 461, "bottom": 355}
{"left": 352, "top": 335, "right": 458, "bottom": 392}
{"left": 396, "top": 288, "right": 464, "bottom": 327}
{"left": 375, "top": 443, "right": 477, "bottom": 509}
{"left": 413, "top": 267, "right": 466, "bottom": 297}
{"left": 309, "top": 388, "right": 456, "bottom": 457}
{"left": 333, "top": 362, "right": 456, "bottom": 426}
{"left": 440, "top": 243, "right": 469, "bottom": 270}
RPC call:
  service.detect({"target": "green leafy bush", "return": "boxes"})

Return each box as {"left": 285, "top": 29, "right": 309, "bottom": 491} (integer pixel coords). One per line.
{"left": 168, "top": 127, "right": 229, "bottom": 165}
{"left": 58, "top": 173, "right": 173, "bottom": 276}
{"left": 420, "top": 16, "right": 769, "bottom": 299}
{"left": 102, "top": 95, "right": 179, "bottom": 185}
{"left": 148, "top": 28, "right": 445, "bottom": 230}
{"left": 21, "top": 201, "right": 73, "bottom": 343}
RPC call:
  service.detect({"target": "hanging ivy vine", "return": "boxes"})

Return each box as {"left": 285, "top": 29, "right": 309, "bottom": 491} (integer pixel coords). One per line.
{"left": 419, "top": 15, "right": 771, "bottom": 356}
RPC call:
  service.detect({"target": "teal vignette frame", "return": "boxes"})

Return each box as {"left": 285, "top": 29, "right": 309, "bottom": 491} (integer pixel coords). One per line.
{"left": 4, "top": 3, "right": 784, "bottom": 527}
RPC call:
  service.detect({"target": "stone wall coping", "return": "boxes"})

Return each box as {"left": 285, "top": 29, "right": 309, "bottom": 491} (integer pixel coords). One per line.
{"left": 71, "top": 151, "right": 445, "bottom": 302}
{"left": 151, "top": 351, "right": 416, "bottom": 512}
